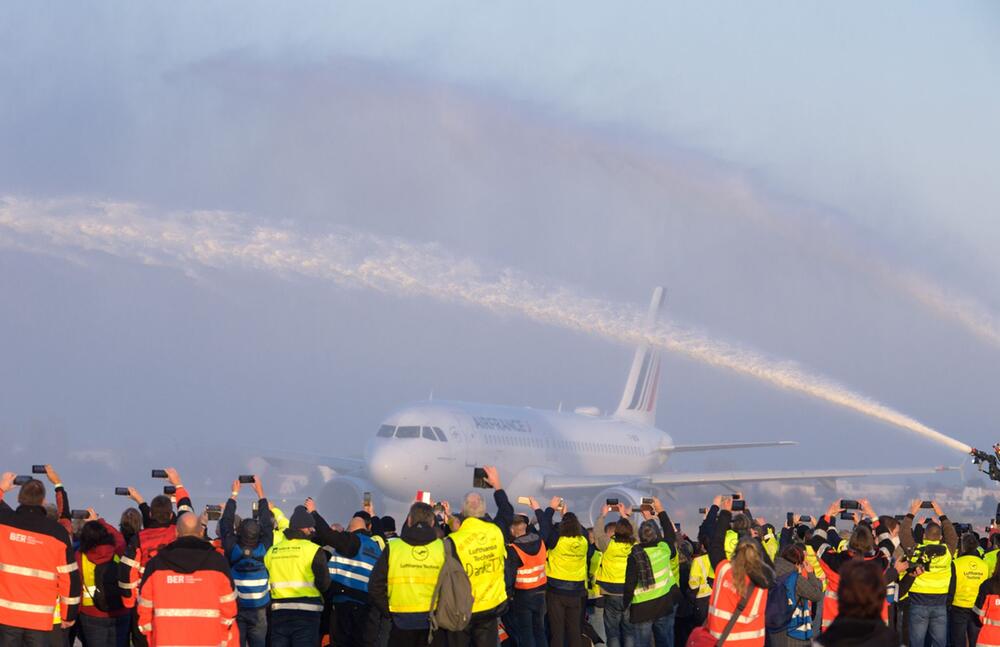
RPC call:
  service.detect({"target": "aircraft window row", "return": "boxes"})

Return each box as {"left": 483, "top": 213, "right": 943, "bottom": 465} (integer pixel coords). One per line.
{"left": 377, "top": 425, "right": 449, "bottom": 441}
{"left": 483, "top": 433, "right": 642, "bottom": 456}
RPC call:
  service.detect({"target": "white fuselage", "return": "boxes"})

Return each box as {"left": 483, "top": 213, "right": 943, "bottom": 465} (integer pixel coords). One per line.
{"left": 365, "top": 400, "right": 672, "bottom": 502}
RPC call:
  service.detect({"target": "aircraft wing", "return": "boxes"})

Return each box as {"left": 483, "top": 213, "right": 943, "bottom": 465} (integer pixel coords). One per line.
{"left": 543, "top": 465, "right": 958, "bottom": 491}
{"left": 664, "top": 441, "right": 797, "bottom": 453}
{"left": 259, "top": 449, "right": 366, "bottom": 475}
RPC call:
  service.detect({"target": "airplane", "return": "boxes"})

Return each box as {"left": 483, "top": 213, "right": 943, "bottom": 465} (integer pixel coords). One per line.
{"left": 272, "top": 287, "right": 954, "bottom": 522}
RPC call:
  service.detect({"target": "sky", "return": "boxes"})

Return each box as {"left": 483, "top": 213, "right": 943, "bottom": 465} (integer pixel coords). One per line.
{"left": 1, "top": 2, "right": 999, "bottom": 506}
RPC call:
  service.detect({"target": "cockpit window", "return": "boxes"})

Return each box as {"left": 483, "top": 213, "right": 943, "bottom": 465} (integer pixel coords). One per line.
{"left": 422, "top": 427, "right": 437, "bottom": 441}
{"left": 433, "top": 427, "right": 447, "bottom": 442}
{"left": 376, "top": 425, "right": 395, "bottom": 438}
{"left": 396, "top": 426, "right": 420, "bottom": 439}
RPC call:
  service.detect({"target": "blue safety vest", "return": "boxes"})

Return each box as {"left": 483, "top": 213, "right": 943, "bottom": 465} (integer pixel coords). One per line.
{"left": 228, "top": 543, "right": 270, "bottom": 608}
{"left": 328, "top": 534, "right": 382, "bottom": 602}
{"left": 784, "top": 572, "right": 813, "bottom": 641}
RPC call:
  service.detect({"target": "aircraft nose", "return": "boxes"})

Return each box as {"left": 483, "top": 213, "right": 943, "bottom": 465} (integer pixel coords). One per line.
{"left": 367, "top": 441, "right": 403, "bottom": 495}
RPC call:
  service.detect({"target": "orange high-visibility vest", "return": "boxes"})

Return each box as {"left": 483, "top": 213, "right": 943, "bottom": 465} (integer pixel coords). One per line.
{"left": 705, "top": 560, "right": 768, "bottom": 647}
{"left": 511, "top": 543, "right": 547, "bottom": 591}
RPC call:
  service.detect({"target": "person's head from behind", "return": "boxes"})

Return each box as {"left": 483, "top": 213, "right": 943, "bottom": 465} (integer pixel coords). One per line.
{"left": 732, "top": 513, "right": 751, "bottom": 534}
{"left": 80, "top": 520, "right": 115, "bottom": 553}
{"left": 837, "top": 560, "right": 886, "bottom": 621}
{"left": 638, "top": 519, "right": 661, "bottom": 544}
{"left": 878, "top": 515, "right": 900, "bottom": 538}
{"left": 604, "top": 521, "right": 617, "bottom": 539}
{"left": 924, "top": 523, "right": 943, "bottom": 542}
{"left": 461, "top": 492, "right": 486, "bottom": 520}
{"left": 407, "top": 502, "right": 435, "bottom": 528}
{"left": 780, "top": 543, "right": 805, "bottom": 566}
{"left": 348, "top": 511, "right": 372, "bottom": 533}
{"left": 120, "top": 508, "right": 142, "bottom": 537}
{"left": 559, "top": 512, "right": 583, "bottom": 538}
{"left": 176, "top": 512, "right": 201, "bottom": 538}
{"left": 510, "top": 515, "right": 529, "bottom": 539}
{"left": 730, "top": 541, "right": 766, "bottom": 597}
{"left": 18, "top": 479, "right": 45, "bottom": 507}
{"left": 613, "top": 518, "right": 635, "bottom": 544}
{"left": 149, "top": 495, "right": 173, "bottom": 525}
{"left": 848, "top": 525, "right": 874, "bottom": 555}
{"left": 960, "top": 532, "right": 979, "bottom": 557}
{"left": 238, "top": 518, "right": 262, "bottom": 549}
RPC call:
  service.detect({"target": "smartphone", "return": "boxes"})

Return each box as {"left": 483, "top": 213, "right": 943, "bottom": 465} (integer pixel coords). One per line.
{"left": 674, "top": 522, "right": 681, "bottom": 532}
{"left": 517, "top": 496, "right": 532, "bottom": 506}
{"left": 473, "top": 467, "right": 492, "bottom": 489}
{"left": 641, "top": 497, "right": 654, "bottom": 505}
{"left": 363, "top": 491, "right": 372, "bottom": 507}
{"left": 799, "top": 515, "right": 812, "bottom": 523}
{"left": 151, "top": 469, "right": 168, "bottom": 479}
{"left": 31, "top": 465, "right": 46, "bottom": 474}
{"left": 206, "top": 508, "right": 222, "bottom": 521}
{"left": 606, "top": 498, "right": 619, "bottom": 506}
{"left": 840, "top": 499, "right": 861, "bottom": 510}
{"left": 70, "top": 510, "right": 89, "bottom": 520}
{"left": 699, "top": 508, "right": 708, "bottom": 514}
{"left": 786, "top": 512, "right": 795, "bottom": 527}
{"left": 251, "top": 500, "right": 259, "bottom": 518}
{"left": 115, "top": 487, "right": 130, "bottom": 496}
{"left": 920, "top": 500, "right": 934, "bottom": 509}
{"left": 840, "top": 511, "right": 856, "bottom": 521}
{"left": 731, "top": 493, "right": 742, "bottom": 501}
{"left": 955, "top": 523, "right": 972, "bottom": 535}
{"left": 558, "top": 498, "right": 565, "bottom": 509}
{"left": 731, "top": 499, "right": 746, "bottom": 512}
{"left": 163, "top": 485, "right": 177, "bottom": 495}
{"left": 238, "top": 475, "right": 255, "bottom": 484}
{"left": 13, "top": 475, "right": 31, "bottom": 486}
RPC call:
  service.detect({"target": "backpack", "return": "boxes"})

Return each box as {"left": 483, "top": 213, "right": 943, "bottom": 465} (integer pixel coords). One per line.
{"left": 764, "top": 571, "right": 795, "bottom": 632}
{"left": 429, "top": 538, "right": 473, "bottom": 634}
{"left": 91, "top": 559, "right": 125, "bottom": 613}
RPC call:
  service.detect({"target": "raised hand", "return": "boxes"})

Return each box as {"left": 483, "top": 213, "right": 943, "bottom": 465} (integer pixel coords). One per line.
{"left": 483, "top": 465, "right": 502, "bottom": 490}
{"left": 252, "top": 475, "right": 264, "bottom": 499}
{"left": 127, "top": 487, "right": 144, "bottom": 505}
{"left": 165, "top": 468, "right": 182, "bottom": 487}
{"left": 304, "top": 497, "right": 316, "bottom": 514}
{"left": 44, "top": 464, "right": 61, "bottom": 486}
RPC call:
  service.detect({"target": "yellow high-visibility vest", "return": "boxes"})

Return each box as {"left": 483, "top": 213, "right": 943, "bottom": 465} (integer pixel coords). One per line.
{"left": 953, "top": 555, "right": 988, "bottom": 608}
{"left": 688, "top": 553, "right": 714, "bottom": 598}
{"left": 450, "top": 518, "right": 506, "bottom": 613}
{"left": 596, "top": 541, "right": 631, "bottom": 591}
{"left": 264, "top": 538, "right": 322, "bottom": 602}
{"left": 546, "top": 535, "right": 588, "bottom": 582}
{"left": 909, "top": 540, "right": 953, "bottom": 596}
{"left": 386, "top": 539, "right": 445, "bottom": 614}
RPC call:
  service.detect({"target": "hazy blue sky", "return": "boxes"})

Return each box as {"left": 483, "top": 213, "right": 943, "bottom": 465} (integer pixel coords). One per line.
{"left": 1, "top": 2, "right": 998, "bottom": 496}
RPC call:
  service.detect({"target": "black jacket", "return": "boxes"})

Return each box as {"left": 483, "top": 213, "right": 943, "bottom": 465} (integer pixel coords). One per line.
{"left": 369, "top": 522, "right": 440, "bottom": 630}
{"left": 816, "top": 616, "right": 900, "bottom": 646}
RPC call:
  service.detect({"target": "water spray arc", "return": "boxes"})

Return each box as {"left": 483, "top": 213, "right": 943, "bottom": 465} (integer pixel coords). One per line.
{"left": 0, "top": 196, "right": 971, "bottom": 454}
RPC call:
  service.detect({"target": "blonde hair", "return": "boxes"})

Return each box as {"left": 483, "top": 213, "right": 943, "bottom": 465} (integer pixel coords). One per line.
{"left": 730, "top": 542, "right": 765, "bottom": 598}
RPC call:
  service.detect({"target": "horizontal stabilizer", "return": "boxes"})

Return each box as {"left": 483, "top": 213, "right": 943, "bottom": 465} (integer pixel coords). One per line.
{"left": 543, "top": 465, "right": 958, "bottom": 491}
{"left": 664, "top": 441, "right": 797, "bottom": 453}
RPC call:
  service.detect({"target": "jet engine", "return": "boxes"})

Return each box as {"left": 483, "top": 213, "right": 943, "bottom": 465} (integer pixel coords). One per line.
{"left": 588, "top": 487, "right": 651, "bottom": 526}
{"left": 316, "top": 475, "right": 382, "bottom": 524}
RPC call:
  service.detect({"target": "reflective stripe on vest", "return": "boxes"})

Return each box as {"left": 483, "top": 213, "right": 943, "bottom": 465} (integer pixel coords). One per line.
{"left": 387, "top": 539, "right": 445, "bottom": 614}
{"left": 953, "top": 555, "right": 988, "bottom": 609}
{"left": 328, "top": 534, "right": 381, "bottom": 596}
{"left": 909, "top": 540, "right": 952, "bottom": 595}
{"left": 450, "top": 518, "right": 507, "bottom": 613}
{"left": 632, "top": 542, "right": 675, "bottom": 605}
{"left": 546, "top": 535, "right": 588, "bottom": 583}
{"left": 510, "top": 543, "right": 547, "bottom": 590}
{"left": 597, "top": 541, "right": 631, "bottom": 594}
{"left": 264, "top": 539, "right": 322, "bottom": 602}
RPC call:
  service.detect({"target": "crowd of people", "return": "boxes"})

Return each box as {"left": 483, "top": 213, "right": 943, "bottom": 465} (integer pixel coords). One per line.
{"left": 1, "top": 464, "right": 1000, "bottom": 647}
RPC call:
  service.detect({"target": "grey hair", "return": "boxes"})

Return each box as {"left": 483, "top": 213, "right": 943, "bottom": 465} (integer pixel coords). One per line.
{"left": 462, "top": 492, "right": 487, "bottom": 519}
{"left": 639, "top": 519, "right": 662, "bottom": 543}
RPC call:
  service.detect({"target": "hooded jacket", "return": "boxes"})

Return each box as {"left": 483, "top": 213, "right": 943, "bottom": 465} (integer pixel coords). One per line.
{"left": 138, "top": 536, "right": 237, "bottom": 646}
{"left": 368, "top": 521, "right": 440, "bottom": 631}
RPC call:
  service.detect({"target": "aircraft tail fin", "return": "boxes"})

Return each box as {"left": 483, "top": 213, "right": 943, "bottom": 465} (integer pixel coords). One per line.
{"left": 614, "top": 287, "right": 665, "bottom": 426}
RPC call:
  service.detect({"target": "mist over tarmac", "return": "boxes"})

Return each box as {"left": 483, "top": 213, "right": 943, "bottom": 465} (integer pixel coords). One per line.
{"left": 1, "top": 3, "right": 999, "bottom": 519}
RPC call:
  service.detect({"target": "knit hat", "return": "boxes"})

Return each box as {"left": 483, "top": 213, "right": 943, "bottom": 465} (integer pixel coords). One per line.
{"left": 381, "top": 516, "right": 396, "bottom": 533}
{"left": 289, "top": 506, "right": 315, "bottom": 531}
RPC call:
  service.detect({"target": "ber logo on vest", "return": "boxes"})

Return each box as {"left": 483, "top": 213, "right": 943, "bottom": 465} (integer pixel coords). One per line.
{"left": 166, "top": 575, "right": 203, "bottom": 585}
{"left": 412, "top": 546, "right": 430, "bottom": 562}
{"left": 8, "top": 532, "right": 42, "bottom": 546}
